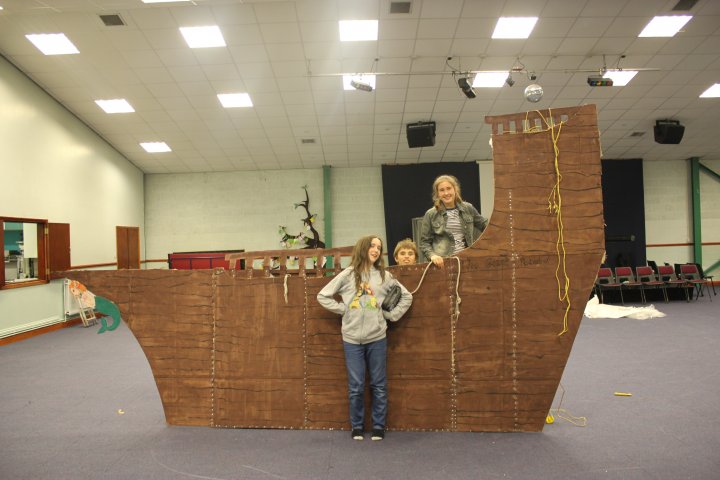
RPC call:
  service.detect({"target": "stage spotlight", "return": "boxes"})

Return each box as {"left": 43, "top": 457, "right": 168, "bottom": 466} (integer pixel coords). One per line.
{"left": 457, "top": 76, "right": 476, "bottom": 98}
{"left": 350, "top": 78, "right": 373, "bottom": 92}
{"left": 587, "top": 75, "right": 613, "bottom": 87}
{"left": 505, "top": 74, "right": 515, "bottom": 87}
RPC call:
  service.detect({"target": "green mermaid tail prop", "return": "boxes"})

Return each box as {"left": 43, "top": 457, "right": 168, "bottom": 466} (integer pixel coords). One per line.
{"left": 95, "top": 296, "right": 121, "bottom": 333}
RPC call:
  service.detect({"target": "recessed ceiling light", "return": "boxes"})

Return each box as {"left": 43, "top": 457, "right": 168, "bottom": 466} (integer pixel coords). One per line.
{"left": 217, "top": 93, "right": 253, "bottom": 108}
{"left": 95, "top": 99, "right": 135, "bottom": 113}
{"left": 25, "top": 33, "right": 79, "bottom": 55}
{"left": 492, "top": 17, "right": 538, "bottom": 39}
{"left": 638, "top": 15, "right": 692, "bottom": 37}
{"left": 604, "top": 70, "right": 639, "bottom": 86}
{"left": 699, "top": 83, "right": 720, "bottom": 98}
{"left": 472, "top": 72, "right": 507, "bottom": 88}
{"left": 343, "top": 75, "right": 376, "bottom": 91}
{"left": 140, "top": 142, "right": 171, "bottom": 153}
{"left": 339, "top": 20, "right": 379, "bottom": 41}
{"left": 179, "top": 26, "right": 226, "bottom": 48}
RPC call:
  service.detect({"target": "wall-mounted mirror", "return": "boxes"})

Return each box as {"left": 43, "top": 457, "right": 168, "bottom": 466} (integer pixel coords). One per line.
{"left": 2, "top": 217, "right": 48, "bottom": 289}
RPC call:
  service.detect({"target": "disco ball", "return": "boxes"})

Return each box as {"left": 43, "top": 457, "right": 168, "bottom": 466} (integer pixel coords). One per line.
{"left": 524, "top": 83, "right": 543, "bottom": 103}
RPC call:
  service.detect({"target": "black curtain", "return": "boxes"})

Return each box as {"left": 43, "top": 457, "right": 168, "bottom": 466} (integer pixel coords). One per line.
{"left": 601, "top": 159, "right": 646, "bottom": 268}
{"left": 381, "top": 162, "right": 480, "bottom": 265}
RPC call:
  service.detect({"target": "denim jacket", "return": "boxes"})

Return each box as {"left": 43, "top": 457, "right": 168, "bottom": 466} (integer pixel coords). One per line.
{"left": 419, "top": 201, "right": 487, "bottom": 260}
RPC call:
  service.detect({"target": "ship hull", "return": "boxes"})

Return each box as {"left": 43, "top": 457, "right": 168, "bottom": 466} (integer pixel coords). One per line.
{"left": 67, "top": 104, "right": 604, "bottom": 432}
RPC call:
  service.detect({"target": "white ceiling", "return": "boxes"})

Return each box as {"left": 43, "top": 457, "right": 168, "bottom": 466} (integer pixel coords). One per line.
{"left": 0, "top": 0, "right": 719, "bottom": 174}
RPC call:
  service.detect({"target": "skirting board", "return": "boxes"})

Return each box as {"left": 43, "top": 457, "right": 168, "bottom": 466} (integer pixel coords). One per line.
{"left": 0, "top": 315, "right": 64, "bottom": 339}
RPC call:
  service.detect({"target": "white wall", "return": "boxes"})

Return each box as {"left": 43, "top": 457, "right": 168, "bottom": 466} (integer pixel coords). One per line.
{"left": 644, "top": 158, "right": 720, "bottom": 268}
{"left": 478, "top": 160, "right": 495, "bottom": 220}
{"left": 0, "top": 55, "right": 144, "bottom": 337}
{"left": 145, "top": 169, "right": 324, "bottom": 258}
{"left": 699, "top": 159, "right": 720, "bottom": 267}
{"left": 144, "top": 164, "right": 499, "bottom": 265}
{"left": 139, "top": 156, "right": 720, "bottom": 276}
{"left": 329, "top": 166, "right": 387, "bottom": 248}
{"left": 144, "top": 166, "right": 389, "bottom": 262}
{"left": 3, "top": 42, "right": 717, "bottom": 338}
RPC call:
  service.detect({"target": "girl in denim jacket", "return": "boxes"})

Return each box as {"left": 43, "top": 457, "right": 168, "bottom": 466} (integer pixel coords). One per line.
{"left": 419, "top": 174, "right": 487, "bottom": 268}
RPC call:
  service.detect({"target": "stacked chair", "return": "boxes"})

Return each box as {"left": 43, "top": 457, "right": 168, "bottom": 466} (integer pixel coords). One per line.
{"left": 595, "top": 262, "right": 715, "bottom": 304}
{"left": 594, "top": 267, "right": 625, "bottom": 304}
{"left": 614, "top": 266, "right": 646, "bottom": 304}
{"left": 635, "top": 265, "right": 668, "bottom": 303}
{"left": 657, "top": 265, "right": 691, "bottom": 302}
{"left": 679, "top": 264, "right": 714, "bottom": 301}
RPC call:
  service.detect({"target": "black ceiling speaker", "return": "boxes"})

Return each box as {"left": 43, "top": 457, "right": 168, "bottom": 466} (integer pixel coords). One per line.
{"left": 406, "top": 121, "right": 436, "bottom": 148}
{"left": 653, "top": 119, "right": 685, "bottom": 144}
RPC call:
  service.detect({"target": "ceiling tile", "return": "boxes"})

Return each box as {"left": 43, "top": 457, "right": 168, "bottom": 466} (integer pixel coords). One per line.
{"left": 0, "top": 0, "right": 717, "bottom": 173}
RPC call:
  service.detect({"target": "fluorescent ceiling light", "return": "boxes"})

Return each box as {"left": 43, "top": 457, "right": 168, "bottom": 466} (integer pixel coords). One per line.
{"left": 180, "top": 26, "right": 226, "bottom": 48}
{"left": 700, "top": 83, "right": 720, "bottom": 98}
{"left": 638, "top": 15, "right": 692, "bottom": 37}
{"left": 472, "top": 72, "right": 507, "bottom": 88}
{"left": 342, "top": 75, "right": 376, "bottom": 91}
{"left": 217, "top": 93, "right": 253, "bottom": 108}
{"left": 339, "top": 20, "right": 378, "bottom": 41}
{"left": 25, "top": 33, "right": 79, "bottom": 55}
{"left": 142, "top": 0, "right": 190, "bottom": 3}
{"left": 604, "top": 70, "right": 639, "bottom": 87}
{"left": 95, "top": 99, "right": 135, "bottom": 113}
{"left": 140, "top": 142, "right": 171, "bottom": 153}
{"left": 492, "top": 17, "right": 538, "bottom": 39}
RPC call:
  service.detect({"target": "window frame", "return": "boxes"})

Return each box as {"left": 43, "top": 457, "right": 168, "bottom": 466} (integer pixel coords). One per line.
{"left": 1, "top": 216, "right": 49, "bottom": 290}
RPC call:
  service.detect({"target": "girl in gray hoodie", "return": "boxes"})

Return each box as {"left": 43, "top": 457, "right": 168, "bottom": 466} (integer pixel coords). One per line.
{"left": 317, "top": 235, "right": 412, "bottom": 441}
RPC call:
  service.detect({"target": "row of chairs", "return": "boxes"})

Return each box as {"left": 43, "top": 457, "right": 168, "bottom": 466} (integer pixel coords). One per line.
{"left": 595, "top": 264, "right": 715, "bottom": 305}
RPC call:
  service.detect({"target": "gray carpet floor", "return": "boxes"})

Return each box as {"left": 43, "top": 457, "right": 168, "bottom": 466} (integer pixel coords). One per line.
{"left": 1, "top": 296, "right": 718, "bottom": 480}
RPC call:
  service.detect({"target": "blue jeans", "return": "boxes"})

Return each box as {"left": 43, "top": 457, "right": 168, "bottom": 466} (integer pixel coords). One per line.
{"left": 342, "top": 338, "right": 387, "bottom": 430}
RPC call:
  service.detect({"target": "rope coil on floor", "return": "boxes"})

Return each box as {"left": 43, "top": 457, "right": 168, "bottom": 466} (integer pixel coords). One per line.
{"left": 547, "top": 383, "right": 587, "bottom": 427}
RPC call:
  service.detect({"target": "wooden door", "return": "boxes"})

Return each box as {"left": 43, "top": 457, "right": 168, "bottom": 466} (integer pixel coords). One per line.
{"left": 116, "top": 226, "right": 140, "bottom": 269}
{"left": 48, "top": 222, "right": 70, "bottom": 278}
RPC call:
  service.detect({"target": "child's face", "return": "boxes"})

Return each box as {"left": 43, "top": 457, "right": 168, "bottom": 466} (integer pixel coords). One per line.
{"left": 395, "top": 248, "right": 416, "bottom": 265}
{"left": 368, "top": 238, "right": 382, "bottom": 263}
{"left": 437, "top": 181, "right": 457, "bottom": 207}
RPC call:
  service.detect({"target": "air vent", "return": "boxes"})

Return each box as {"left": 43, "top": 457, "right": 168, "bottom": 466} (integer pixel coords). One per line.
{"left": 629, "top": 131, "right": 646, "bottom": 137}
{"left": 99, "top": 14, "right": 125, "bottom": 27}
{"left": 671, "top": 0, "right": 698, "bottom": 11}
{"left": 301, "top": 138, "right": 316, "bottom": 144}
{"left": 390, "top": 1, "right": 412, "bottom": 14}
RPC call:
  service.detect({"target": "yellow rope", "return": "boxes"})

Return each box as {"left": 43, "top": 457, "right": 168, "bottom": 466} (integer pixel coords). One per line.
{"left": 401, "top": 258, "right": 462, "bottom": 430}
{"left": 452, "top": 256, "right": 461, "bottom": 316}
{"left": 494, "top": 111, "right": 573, "bottom": 335}
{"left": 407, "top": 261, "right": 433, "bottom": 295}
{"left": 547, "top": 383, "right": 587, "bottom": 427}
{"left": 406, "top": 257, "right": 461, "bottom": 319}
{"left": 534, "top": 110, "right": 572, "bottom": 336}
{"left": 283, "top": 274, "right": 291, "bottom": 304}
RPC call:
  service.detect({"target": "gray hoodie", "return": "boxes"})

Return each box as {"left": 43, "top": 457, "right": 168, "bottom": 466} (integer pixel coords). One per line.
{"left": 317, "top": 266, "right": 412, "bottom": 344}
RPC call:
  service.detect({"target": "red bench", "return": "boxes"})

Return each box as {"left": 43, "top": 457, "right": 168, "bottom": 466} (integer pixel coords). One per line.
{"left": 167, "top": 250, "right": 244, "bottom": 270}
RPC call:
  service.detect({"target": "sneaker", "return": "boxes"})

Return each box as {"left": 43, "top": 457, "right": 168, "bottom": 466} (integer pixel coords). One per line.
{"left": 371, "top": 428, "right": 385, "bottom": 441}
{"left": 351, "top": 428, "right": 364, "bottom": 441}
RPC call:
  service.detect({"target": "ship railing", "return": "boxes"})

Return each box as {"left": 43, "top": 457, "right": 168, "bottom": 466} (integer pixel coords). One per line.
{"left": 225, "top": 246, "right": 354, "bottom": 279}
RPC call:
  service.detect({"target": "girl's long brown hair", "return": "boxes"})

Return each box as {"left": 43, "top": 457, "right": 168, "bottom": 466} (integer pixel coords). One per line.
{"left": 350, "top": 235, "right": 386, "bottom": 289}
